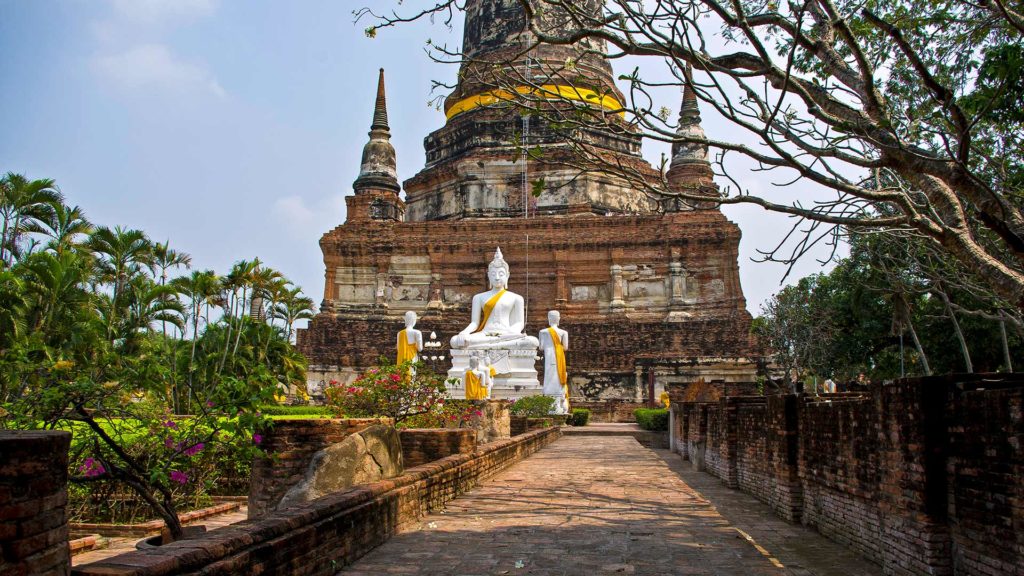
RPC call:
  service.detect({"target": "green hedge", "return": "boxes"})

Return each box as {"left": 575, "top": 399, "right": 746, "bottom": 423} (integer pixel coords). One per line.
{"left": 510, "top": 395, "right": 555, "bottom": 417}
{"left": 567, "top": 408, "right": 591, "bottom": 426}
{"left": 258, "top": 405, "right": 334, "bottom": 416}
{"left": 634, "top": 408, "right": 669, "bottom": 431}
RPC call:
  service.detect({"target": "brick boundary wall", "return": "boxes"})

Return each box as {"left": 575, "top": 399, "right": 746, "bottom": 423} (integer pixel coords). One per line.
{"left": 572, "top": 401, "right": 644, "bottom": 423}
{"left": 671, "top": 375, "right": 1024, "bottom": 576}
{"left": 0, "top": 430, "right": 72, "bottom": 576}
{"left": 399, "top": 429, "right": 477, "bottom": 468}
{"left": 72, "top": 427, "right": 561, "bottom": 576}
{"left": 247, "top": 418, "right": 387, "bottom": 518}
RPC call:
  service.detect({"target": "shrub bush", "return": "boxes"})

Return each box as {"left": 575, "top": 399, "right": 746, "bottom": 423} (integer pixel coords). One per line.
{"left": 324, "top": 360, "right": 448, "bottom": 425}
{"left": 567, "top": 408, "right": 591, "bottom": 426}
{"left": 258, "top": 405, "right": 333, "bottom": 416}
{"left": 510, "top": 395, "right": 555, "bottom": 417}
{"left": 634, "top": 408, "right": 669, "bottom": 431}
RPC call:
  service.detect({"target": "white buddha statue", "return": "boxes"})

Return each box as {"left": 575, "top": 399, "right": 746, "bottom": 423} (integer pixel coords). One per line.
{"left": 450, "top": 248, "right": 539, "bottom": 350}
{"left": 539, "top": 310, "right": 570, "bottom": 415}
{"left": 446, "top": 247, "right": 541, "bottom": 398}
{"left": 396, "top": 311, "right": 424, "bottom": 364}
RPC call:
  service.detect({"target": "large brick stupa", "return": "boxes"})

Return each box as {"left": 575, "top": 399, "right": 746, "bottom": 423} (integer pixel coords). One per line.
{"left": 297, "top": 0, "right": 758, "bottom": 404}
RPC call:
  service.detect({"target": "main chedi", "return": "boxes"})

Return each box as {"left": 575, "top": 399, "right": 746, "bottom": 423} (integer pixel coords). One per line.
{"left": 298, "top": 0, "right": 758, "bottom": 404}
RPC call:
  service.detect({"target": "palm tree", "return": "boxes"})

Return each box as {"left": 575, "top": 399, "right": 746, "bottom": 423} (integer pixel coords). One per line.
{"left": 273, "top": 286, "right": 316, "bottom": 342}
{"left": 152, "top": 241, "right": 191, "bottom": 336}
{"left": 170, "top": 270, "right": 220, "bottom": 412}
{"left": 120, "top": 276, "right": 186, "bottom": 352}
{"left": 44, "top": 203, "right": 92, "bottom": 256}
{"left": 0, "top": 173, "right": 62, "bottom": 266}
{"left": 87, "top": 226, "right": 153, "bottom": 340}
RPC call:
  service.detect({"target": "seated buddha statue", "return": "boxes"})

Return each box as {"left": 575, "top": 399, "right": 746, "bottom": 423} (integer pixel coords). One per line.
{"left": 450, "top": 248, "right": 540, "bottom": 350}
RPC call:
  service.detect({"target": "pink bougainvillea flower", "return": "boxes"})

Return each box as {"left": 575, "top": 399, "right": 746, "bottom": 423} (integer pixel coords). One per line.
{"left": 183, "top": 443, "right": 205, "bottom": 457}
{"left": 206, "top": 401, "right": 215, "bottom": 408}
{"left": 474, "top": 410, "right": 483, "bottom": 417}
{"left": 164, "top": 437, "right": 175, "bottom": 449}
{"left": 79, "top": 457, "right": 105, "bottom": 478}
{"left": 389, "top": 373, "right": 401, "bottom": 383}
{"left": 162, "top": 420, "right": 178, "bottom": 430}
{"left": 169, "top": 470, "right": 188, "bottom": 485}
{"left": 252, "top": 434, "right": 263, "bottom": 445}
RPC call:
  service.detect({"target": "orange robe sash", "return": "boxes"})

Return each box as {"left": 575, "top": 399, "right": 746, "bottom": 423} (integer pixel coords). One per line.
{"left": 465, "top": 370, "right": 487, "bottom": 400}
{"left": 472, "top": 289, "right": 506, "bottom": 334}
{"left": 397, "top": 329, "right": 417, "bottom": 364}
{"left": 548, "top": 327, "right": 568, "bottom": 399}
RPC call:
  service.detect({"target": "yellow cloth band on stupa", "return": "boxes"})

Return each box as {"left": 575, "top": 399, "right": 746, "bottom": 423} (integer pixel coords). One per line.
{"left": 446, "top": 84, "right": 625, "bottom": 120}
{"left": 472, "top": 289, "right": 506, "bottom": 334}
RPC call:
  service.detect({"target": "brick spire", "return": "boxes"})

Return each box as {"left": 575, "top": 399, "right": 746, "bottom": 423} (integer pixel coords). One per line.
{"left": 665, "top": 66, "right": 714, "bottom": 197}
{"left": 354, "top": 68, "right": 400, "bottom": 194}
{"left": 370, "top": 68, "right": 390, "bottom": 132}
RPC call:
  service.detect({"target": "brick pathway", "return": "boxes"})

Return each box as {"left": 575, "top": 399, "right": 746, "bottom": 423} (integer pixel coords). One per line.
{"left": 342, "top": 436, "right": 877, "bottom": 576}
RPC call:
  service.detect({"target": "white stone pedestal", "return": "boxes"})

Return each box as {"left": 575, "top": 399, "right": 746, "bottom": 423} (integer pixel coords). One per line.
{"left": 446, "top": 348, "right": 542, "bottom": 400}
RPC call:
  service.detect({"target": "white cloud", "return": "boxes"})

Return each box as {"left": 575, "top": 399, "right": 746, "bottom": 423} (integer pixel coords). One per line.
{"left": 92, "top": 44, "right": 225, "bottom": 98}
{"left": 107, "top": 0, "right": 218, "bottom": 24}
{"left": 273, "top": 194, "right": 347, "bottom": 237}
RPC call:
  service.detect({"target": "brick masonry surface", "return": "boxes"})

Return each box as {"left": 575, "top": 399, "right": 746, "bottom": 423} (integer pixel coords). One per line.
{"left": 399, "top": 429, "right": 477, "bottom": 468}
{"left": 0, "top": 430, "right": 72, "bottom": 576}
{"left": 671, "top": 374, "right": 1024, "bottom": 576}
{"left": 72, "top": 427, "right": 560, "bottom": 576}
{"left": 247, "top": 418, "right": 386, "bottom": 518}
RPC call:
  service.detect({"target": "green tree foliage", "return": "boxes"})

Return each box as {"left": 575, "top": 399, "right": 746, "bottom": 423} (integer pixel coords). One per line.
{"left": 756, "top": 232, "right": 1024, "bottom": 387}
{"left": 0, "top": 171, "right": 317, "bottom": 539}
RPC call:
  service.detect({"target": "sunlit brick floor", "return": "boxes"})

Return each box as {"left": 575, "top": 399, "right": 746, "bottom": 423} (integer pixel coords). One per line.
{"left": 341, "top": 435, "right": 877, "bottom": 576}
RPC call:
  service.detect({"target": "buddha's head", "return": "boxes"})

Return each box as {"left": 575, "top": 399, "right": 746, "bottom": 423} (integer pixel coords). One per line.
{"left": 469, "top": 355, "right": 480, "bottom": 369}
{"left": 548, "top": 310, "right": 560, "bottom": 327}
{"left": 404, "top": 310, "right": 417, "bottom": 329}
{"left": 487, "top": 247, "right": 510, "bottom": 290}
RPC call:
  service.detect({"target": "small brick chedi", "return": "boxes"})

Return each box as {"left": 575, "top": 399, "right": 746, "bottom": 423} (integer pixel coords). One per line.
{"left": 298, "top": 0, "right": 757, "bottom": 402}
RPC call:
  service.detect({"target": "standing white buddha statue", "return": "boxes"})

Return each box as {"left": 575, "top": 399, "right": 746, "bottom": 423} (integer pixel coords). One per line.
{"left": 396, "top": 311, "right": 424, "bottom": 364}
{"left": 539, "top": 310, "right": 570, "bottom": 415}
{"left": 447, "top": 248, "right": 541, "bottom": 398}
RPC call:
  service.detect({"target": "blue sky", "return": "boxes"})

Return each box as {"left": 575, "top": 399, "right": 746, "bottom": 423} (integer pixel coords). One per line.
{"left": 0, "top": 0, "right": 837, "bottom": 319}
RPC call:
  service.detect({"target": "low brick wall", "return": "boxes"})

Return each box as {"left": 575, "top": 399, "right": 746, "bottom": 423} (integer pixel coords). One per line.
{"left": 671, "top": 375, "right": 1024, "bottom": 576}
{"left": 572, "top": 400, "right": 643, "bottom": 423}
{"left": 73, "top": 427, "right": 561, "bottom": 576}
{"left": 399, "top": 429, "right": 477, "bottom": 468}
{"left": 0, "top": 430, "right": 72, "bottom": 576}
{"left": 248, "top": 418, "right": 386, "bottom": 518}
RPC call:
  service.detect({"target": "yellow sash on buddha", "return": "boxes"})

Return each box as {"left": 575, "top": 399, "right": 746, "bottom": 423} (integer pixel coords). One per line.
{"left": 472, "top": 289, "right": 506, "bottom": 334}
{"left": 548, "top": 327, "right": 568, "bottom": 400}
{"left": 465, "top": 370, "right": 487, "bottom": 400}
{"left": 397, "top": 329, "right": 417, "bottom": 364}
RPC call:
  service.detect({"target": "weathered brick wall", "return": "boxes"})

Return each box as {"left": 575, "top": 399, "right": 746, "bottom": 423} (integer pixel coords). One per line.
{"left": 672, "top": 376, "right": 1024, "bottom": 576}
{"left": 399, "top": 429, "right": 477, "bottom": 468}
{"left": 947, "top": 385, "right": 1024, "bottom": 576}
{"left": 73, "top": 428, "right": 561, "bottom": 576}
{"left": 877, "top": 379, "right": 952, "bottom": 576}
{"left": 765, "top": 395, "right": 802, "bottom": 522}
{"left": 799, "top": 395, "right": 883, "bottom": 562}
{"left": 734, "top": 398, "right": 769, "bottom": 502}
{"left": 572, "top": 400, "right": 644, "bottom": 422}
{"left": 248, "top": 418, "right": 386, "bottom": 518}
{"left": 703, "top": 404, "right": 726, "bottom": 481}
{"left": 0, "top": 430, "right": 71, "bottom": 576}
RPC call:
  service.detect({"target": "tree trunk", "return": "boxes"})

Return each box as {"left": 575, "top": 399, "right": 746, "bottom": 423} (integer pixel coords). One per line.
{"left": 906, "top": 318, "right": 932, "bottom": 376}
{"left": 1000, "top": 315, "right": 1014, "bottom": 372}
{"left": 938, "top": 290, "right": 973, "bottom": 373}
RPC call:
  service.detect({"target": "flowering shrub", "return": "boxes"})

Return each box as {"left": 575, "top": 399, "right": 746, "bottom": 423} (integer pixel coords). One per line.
{"left": 324, "top": 360, "right": 449, "bottom": 425}
{"left": 510, "top": 395, "right": 555, "bottom": 417}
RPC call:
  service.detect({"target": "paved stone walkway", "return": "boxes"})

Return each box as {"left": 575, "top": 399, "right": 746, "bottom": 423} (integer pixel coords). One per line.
{"left": 342, "top": 436, "right": 877, "bottom": 576}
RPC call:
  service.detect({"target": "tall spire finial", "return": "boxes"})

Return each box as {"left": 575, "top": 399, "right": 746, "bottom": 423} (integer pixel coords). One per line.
{"left": 670, "top": 64, "right": 708, "bottom": 166}
{"left": 371, "top": 68, "right": 390, "bottom": 132}
{"left": 354, "top": 68, "right": 400, "bottom": 194}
